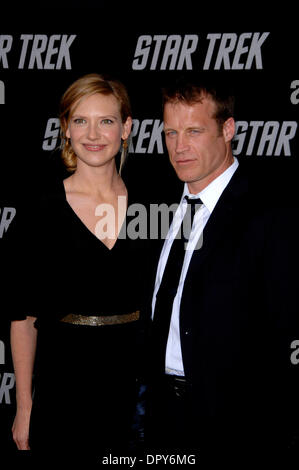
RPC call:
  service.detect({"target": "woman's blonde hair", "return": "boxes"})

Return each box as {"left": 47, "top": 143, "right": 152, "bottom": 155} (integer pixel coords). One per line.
{"left": 59, "top": 73, "right": 132, "bottom": 172}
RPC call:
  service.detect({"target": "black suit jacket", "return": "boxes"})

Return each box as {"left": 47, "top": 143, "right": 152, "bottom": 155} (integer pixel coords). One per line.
{"left": 144, "top": 162, "right": 299, "bottom": 458}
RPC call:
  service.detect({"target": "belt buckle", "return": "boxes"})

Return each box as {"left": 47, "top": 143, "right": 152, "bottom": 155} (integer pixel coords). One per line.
{"left": 173, "top": 376, "right": 186, "bottom": 398}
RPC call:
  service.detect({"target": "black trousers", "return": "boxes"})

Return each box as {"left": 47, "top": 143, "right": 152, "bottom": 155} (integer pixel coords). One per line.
{"left": 145, "top": 375, "right": 198, "bottom": 455}
{"left": 144, "top": 375, "right": 298, "bottom": 467}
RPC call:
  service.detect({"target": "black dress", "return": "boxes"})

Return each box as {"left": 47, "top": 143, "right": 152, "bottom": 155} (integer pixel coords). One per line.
{"left": 23, "top": 179, "right": 144, "bottom": 459}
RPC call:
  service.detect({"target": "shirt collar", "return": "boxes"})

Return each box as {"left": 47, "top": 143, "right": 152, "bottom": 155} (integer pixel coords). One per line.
{"left": 182, "top": 157, "right": 239, "bottom": 214}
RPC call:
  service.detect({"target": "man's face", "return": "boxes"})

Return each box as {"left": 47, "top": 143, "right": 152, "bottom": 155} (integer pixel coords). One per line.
{"left": 163, "top": 96, "right": 235, "bottom": 193}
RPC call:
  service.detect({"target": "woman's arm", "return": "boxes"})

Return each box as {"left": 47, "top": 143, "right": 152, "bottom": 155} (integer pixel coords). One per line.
{"left": 10, "top": 317, "right": 37, "bottom": 450}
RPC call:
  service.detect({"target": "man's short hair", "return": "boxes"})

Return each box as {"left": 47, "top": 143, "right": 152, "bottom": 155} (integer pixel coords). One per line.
{"left": 162, "top": 74, "right": 235, "bottom": 131}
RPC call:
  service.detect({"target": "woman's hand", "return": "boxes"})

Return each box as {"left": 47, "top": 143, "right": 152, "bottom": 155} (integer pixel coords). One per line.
{"left": 12, "top": 405, "right": 32, "bottom": 450}
{"left": 10, "top": 318, "right": 37, "bottom": 451}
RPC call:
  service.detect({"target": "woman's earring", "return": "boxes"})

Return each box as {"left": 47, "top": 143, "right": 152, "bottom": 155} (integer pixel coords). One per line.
{"left": 119, "top": 139, "right": 129, "bottom": 175}
{"left": 59, "top": 133, "right": 66, "bottom": 150}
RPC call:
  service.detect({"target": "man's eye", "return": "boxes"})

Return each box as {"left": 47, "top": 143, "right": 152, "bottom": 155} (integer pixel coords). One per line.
{"left": 190, "top": 128, "right": 205, "bottom": 135}
{"left": 165, "top": 130, "right": 176, "bottom": 137}
{"left": 102, "top": 119, "right": 113, "bottom": 125}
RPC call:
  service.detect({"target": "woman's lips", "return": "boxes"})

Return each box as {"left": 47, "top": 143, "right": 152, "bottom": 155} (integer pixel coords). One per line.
{"left": 84, "top": 144, "right": 106, "bottom": 151}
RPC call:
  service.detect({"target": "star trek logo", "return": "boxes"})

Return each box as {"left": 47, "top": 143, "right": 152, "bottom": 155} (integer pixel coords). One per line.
{"left": 233, "top": 121, "right": 297, "bottom": 156}
{"left": 0, "top": 207, "right": 16, "bottom": 238}
{"left": 132, "top": 32, "right": 270, "bottom": 70}
{"left": 0, "top": 34, "right": 77, "bottom": 69}
{"left": 42, "top": 118, "right": 165, "bottom": 155}
{"left": 0, "top": 340, "right": 16, "bottom": 405}
{"left": 43, "top": 118, "right": 297, "bottom": 157}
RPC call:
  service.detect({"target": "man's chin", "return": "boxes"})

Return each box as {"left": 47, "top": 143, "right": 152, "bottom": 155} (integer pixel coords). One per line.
{"left": 175, "top": 170, "right": 196, "bottom": 184}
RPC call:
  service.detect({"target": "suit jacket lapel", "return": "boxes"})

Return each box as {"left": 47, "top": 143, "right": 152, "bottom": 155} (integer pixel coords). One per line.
{"left": 187, "top": 166, "right": 248, "bottom": 276}
{"left": 180, "top": 166, "right": 249, "bottom": 378}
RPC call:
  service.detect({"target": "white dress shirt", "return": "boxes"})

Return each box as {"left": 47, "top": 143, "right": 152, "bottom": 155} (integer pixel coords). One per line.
{"left": 151, "top": 157, "right": 239, "bottom": 375}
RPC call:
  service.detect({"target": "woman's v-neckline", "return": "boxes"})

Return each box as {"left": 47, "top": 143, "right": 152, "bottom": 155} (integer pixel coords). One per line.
{"left": 61, "top": 181, "right": 128, "bottom": 251}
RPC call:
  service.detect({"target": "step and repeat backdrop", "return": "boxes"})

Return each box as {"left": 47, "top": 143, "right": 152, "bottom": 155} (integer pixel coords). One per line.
{"left": 0, "top": 5, "right": 298, "bottom": 450}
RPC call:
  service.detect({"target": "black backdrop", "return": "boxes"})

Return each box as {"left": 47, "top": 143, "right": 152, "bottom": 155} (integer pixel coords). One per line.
{"left": 0, "top": 4, "right": 298, "bottom": 451}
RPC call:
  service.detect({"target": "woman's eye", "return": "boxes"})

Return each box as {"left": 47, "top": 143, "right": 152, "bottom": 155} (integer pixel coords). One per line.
{"left": 102, "top": 118, "right": 113, "bottom": 125}
{"left": 73, "top": 118, "right": 86, "bottom": 125}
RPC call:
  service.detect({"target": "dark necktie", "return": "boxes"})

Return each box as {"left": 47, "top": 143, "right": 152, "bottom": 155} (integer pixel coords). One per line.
{"left": 151, "top": 196, "right": 203, "bottom": 373}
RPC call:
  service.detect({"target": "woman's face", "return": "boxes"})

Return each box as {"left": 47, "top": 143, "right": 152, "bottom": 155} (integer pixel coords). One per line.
{"left": 66, "top": 93, "right": 132, "bottom": 170}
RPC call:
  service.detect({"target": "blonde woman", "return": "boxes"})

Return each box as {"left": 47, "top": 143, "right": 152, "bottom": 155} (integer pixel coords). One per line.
{"left": 11, "top": 74, "right": 144, "bottom": 458}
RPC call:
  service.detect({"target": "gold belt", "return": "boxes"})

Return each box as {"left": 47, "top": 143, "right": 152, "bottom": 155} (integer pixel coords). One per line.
{"left": 60, "top": 311, "right": 140, "bottom": 326}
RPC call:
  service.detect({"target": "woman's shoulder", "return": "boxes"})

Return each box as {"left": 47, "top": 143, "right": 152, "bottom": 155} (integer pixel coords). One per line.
{"left": 39, "top": 175, "right": 66, "bottom": 207}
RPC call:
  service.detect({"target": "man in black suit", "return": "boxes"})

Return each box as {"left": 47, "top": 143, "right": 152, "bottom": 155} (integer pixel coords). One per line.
{"left": 144, "top": 76, "right": 299, "bottom": 465}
